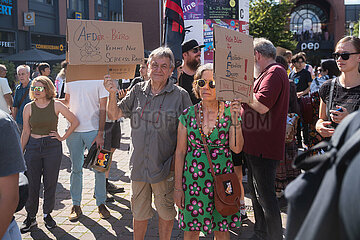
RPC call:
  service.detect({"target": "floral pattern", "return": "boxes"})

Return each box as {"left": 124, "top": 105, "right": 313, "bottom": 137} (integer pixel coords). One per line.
{"left": 178, "top": 103, "right": 241, "bottom": 235}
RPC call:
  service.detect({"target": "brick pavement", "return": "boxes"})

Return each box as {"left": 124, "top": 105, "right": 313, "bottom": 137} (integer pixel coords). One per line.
{"left": 15, "top": 116, "right": 287, "bottom": 239}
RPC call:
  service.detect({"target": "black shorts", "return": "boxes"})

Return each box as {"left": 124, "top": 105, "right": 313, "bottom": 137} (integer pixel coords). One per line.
{"left": 104, "top": 121, "right": 121, "bottom": 151}
{"left": 232, "top": 151, "right": 245, "bottom": 166}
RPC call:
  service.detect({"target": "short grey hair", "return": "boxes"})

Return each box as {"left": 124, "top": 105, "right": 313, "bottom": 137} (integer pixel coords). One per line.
{"left": 254, "top": 38, "right": 276, "bottom": 60}
{"left": 192, "top": 63, "right": 213, "bottom": 99}
{"left": 0, "top": 64, "right": 6, "bottom": 71}
{"left": 17, "top": 65, "right": 30, "bottom": 74}
{"left": 148, "top": 47, "right": 175, "bottom": 69}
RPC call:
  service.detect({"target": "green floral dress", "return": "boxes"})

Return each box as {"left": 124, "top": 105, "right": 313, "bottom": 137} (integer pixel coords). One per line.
{"left": 178, "top": 102, "right": 241, "bottom": 235}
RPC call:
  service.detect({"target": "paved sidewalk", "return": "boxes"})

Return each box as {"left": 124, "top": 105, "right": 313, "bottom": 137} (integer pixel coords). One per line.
{"left": 15, "top": 116, "right": 287, "bottom": 239}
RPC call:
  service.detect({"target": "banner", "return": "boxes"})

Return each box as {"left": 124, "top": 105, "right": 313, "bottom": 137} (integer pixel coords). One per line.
{"left": 214, "top": 25, "right": 254, "bottom": 102}
{"left": 204, "top": 0, "right": 238, "bottom": 20}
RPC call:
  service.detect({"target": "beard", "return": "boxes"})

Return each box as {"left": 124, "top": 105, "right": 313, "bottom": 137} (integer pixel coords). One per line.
{"left": 254, "top": 60, "right": 261, "bottom": 79}
{"left": 187, "top": 58, "right": 201, "bottom": 71}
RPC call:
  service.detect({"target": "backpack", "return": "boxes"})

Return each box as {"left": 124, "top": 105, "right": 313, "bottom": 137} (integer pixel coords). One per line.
{"left": 285, "top": 110, "right": 360, "bottom": 240}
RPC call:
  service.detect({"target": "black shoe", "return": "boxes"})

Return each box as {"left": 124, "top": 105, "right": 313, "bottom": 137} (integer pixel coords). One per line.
{"left": 44, "top": 214, "right": 57, "bottom": 229}
{"left": 20, "top": 216, "right": 37, "bottom": 233}
{"left": 106, "top": 181, "right": 125, "bottom": 194}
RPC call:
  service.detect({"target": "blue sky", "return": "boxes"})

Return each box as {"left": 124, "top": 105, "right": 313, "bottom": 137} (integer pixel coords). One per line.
{"left": 345, "top": 0, "right": 360, "bottom": 4}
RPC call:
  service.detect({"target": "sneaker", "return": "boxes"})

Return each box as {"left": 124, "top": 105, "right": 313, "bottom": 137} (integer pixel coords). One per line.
{"left": 106, "top": 181, "right": 125, "bottom": 194}
{"left": 20, "top": 216, "right": 37, "bottom": 233}
{"left": 241, "top": 213, "right": 249, "bottom": 222}
{"left": 44, "top": 214, "right": 57, "bottom": 229}
{"left": 98, "top": 204, "right": 111, "bottom": 219}
{"left": 68, "top": 205, "right": 82, "bottom": 222}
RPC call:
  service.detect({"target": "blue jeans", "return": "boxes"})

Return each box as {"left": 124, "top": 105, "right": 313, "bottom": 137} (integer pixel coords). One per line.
{"left": 2, "top": 218, "right": 21, "bottom": 240}
{"left": 66, "top": 131, "right": 106, "bottom": 206}
{"left": 245, "top": 153, "right": 283, "bottom": 240}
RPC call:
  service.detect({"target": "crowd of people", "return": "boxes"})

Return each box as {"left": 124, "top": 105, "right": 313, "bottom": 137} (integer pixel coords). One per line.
{"left": 0, "top": 35, "right": 360, "bottom": 240}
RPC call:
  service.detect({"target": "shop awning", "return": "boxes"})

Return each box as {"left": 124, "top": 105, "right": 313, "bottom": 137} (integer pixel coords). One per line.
{"left": 1, "top": 48, "right": 65, "bottom": 63}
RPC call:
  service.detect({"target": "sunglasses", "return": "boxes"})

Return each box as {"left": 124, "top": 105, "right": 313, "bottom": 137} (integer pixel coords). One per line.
{"left": 332, "top": 52, "right": 360, "bottom": 60}
{"left": 31, "top": 86, "right": 45, "bottom": 92}
{"left": 192, "top": 48, "right": 200, "bottom": 54}
{"left": 197, "top": 79, "right": 215, "bottom": 89}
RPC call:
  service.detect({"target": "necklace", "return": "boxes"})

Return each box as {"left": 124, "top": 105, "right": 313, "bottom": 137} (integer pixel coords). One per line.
{"left": 198, "top": 101, "right": 221, "bottom": 139}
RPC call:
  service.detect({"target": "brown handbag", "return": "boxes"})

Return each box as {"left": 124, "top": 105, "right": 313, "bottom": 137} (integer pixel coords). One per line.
{"left": 195, "top": 104, "right": 241, "bottom": 217}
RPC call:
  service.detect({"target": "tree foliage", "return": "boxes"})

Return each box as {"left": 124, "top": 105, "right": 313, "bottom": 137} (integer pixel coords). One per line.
{"left": 0, "top": 60, "right": 16, "bottom": 90}
{"left": 353, "top": 21, "right": 359, "bottom": 38}
{"left": 249, "top": 0, "right": 297, "bottom": 51}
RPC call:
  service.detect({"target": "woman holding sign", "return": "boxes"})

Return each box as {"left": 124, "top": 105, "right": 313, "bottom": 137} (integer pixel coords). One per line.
{"left": 173, "top": 63, "right": 244, "bottom": 238}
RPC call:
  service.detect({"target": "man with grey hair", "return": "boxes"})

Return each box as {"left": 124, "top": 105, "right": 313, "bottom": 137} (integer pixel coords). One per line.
{"left": 0, "top": 64, "right": 13, "bottom": 114}
{"left": 12, "top": 65, "right": 32, "bottom": 131}
{"left": 240, "top": 38, "right": 289, "bottom": 240}
{"left": 104, "top": 46, "right": 192, "bottom": 240}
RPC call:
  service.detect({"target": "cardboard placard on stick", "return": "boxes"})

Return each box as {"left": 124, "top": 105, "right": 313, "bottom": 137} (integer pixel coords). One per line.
{"left": 66, "top": 65, "right": 136, "bottom": 82}
{"left": 67, "top": 19, "right": 144, "bottom": 65}
{"left": 214, "top": 25, "right": 254, "bottom": 102}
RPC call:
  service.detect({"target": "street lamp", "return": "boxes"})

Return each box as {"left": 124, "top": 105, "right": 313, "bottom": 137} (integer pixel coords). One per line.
{"left": 349, "top": 22, "right": 355, "bottom": 36}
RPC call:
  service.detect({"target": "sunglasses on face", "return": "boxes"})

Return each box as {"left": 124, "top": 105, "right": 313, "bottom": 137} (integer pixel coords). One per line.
{"left": 31, "top": 86, "right": 45, "bottom": 92}
{"left": 192, "top": 48, "right": 200, "bottom": 54}
{"left": 197, "top": 79, "right": 215, "bottom": 89}
{"left": 332, "top": 52, "right": 360, "bottom": 60}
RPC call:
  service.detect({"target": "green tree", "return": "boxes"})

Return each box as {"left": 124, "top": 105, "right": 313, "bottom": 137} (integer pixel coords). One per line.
{"left": 353, "top": 21, "right": 359, "bottom": 37}
{"left": 249, "top": 0, "right": 297, "bottom": 51}
{"left": 0, "top": 60, "right": 16, "bottom": 90}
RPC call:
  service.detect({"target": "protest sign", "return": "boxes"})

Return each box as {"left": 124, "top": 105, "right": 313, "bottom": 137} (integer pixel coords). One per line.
{"left": 66, "top": 65, "right": 136, "bottom": 83}
{"left": 214, "top": 24, "right": 254, "bottom": 102}
{"left": 67, "top": 19, "right": 144, "bottom": 65}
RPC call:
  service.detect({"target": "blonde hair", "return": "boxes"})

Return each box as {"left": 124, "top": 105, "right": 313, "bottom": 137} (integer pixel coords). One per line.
{"left": 192, "top": 63, "right": 213, "bottom": 99}
{"left": 29, "top": 76, "right": 56, "bottom": 100}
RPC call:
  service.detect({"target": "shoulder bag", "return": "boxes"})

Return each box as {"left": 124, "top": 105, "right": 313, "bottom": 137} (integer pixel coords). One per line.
{"left": 195, "top": 104, "right": 241, "bottom": 216}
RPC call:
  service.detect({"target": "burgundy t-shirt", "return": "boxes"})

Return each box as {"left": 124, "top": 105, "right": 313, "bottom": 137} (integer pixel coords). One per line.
{"left": 241, "top": 63, "right": 289, "bottom": 161}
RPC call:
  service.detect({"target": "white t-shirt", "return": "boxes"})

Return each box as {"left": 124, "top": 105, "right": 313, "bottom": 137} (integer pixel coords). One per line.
{"left": 65, "top": 80, "right": 109, "bottom": 132}
{"left": 0, "top": 77, "right": 12, "bottom": 114}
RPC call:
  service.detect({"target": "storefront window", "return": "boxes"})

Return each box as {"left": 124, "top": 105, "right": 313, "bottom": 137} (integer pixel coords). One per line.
{"left": 290, "top": 4, "right": 328, "bottom": 42}
{"left": 31, "top": 0, "right": 53, "bottom": 4}
{"left": 97, "top": 0, "right": 109, "bottom": 20}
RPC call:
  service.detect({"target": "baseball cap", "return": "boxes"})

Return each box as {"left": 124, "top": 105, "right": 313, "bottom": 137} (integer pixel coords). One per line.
{"left": 182, "top": 39, "right": 205, "bottom": 53}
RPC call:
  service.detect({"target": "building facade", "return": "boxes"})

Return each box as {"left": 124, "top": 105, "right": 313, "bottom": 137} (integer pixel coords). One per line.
{"left": 0, "top": 0, "right": 123, "bottom": 58}
{"left": 289, "top": 0, "right": 345, "bottom": 65}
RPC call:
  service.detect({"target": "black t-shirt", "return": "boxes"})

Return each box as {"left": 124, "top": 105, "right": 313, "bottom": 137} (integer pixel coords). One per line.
{"left": 319, "top": 77, "right": 360, "bottom": 114}
{"left": 289, "top": 69, "right": 312, "bottom": 92}
{"left": 178, "top": 72, "right": 200, "bottom": 105}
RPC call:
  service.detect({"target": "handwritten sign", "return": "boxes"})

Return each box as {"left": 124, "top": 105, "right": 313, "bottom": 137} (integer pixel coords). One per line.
{"left": 67, "top": 19, "right": 144, "bottom": 65}
{"left": 66, "top": 65, "right": 137, "bottom": 82}
{"left": 214, "top": 24, "right": 254, "bottom": 102}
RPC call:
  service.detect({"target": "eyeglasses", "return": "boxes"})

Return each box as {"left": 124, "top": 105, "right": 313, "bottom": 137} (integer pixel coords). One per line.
{"left": 197, "top": 79, "right": 215, "bottom": 89}
{"left": 292, "top": 60, "right": 304, "bottom": 64}
{"left": 332, "top": 52, "right": 360, "bottom": 61}
{"left": 31, "top": 86, "right": 45, "bottom": 92}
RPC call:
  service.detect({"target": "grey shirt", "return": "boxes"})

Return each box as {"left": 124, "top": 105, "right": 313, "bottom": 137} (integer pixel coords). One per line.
{"left": 118, "top": 79, "right": 192, "bottom": 183}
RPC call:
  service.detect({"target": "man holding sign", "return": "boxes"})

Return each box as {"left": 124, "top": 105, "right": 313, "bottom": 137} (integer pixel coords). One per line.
{"left": 240, "top": 38, "right": 289, "bottom": 240}
{"left": 104, "top": 47, "right": 192, "bottom": 240}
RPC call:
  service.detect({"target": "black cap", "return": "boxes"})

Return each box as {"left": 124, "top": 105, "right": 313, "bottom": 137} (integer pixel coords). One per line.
{"left": 182, "top": 39, "right": 205, "bottom": 53}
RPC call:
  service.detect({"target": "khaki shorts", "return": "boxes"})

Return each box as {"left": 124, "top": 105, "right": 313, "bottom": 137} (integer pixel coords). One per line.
{"left": 131, "top": 171, "right": 176, "bottom": 221}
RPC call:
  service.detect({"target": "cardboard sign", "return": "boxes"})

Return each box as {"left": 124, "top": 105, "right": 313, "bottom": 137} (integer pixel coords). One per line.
{"left": 66, "top": 65, "right": 136, "bottom": 82}
{"left": 214, "top": 25, "right": 254, "bottom": 102}
{"left": 67, "top": 19, "right": 144, "bottom": 65}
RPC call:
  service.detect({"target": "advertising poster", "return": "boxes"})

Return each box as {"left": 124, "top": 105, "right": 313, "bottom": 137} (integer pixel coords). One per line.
{"left": 203, "top": 19, "right": 244, "bottom": 63}
{"left": 204, "top": 0, "right": 239, "bottom": 20}
{"left": 182, "top": 0, "right": 204, "bottom": 20}
{"left": 184, "top": 19, "right": 205, "bottom": 64}
{"left": 239, "top": 0, "right": 249, "bottom": 22}
{"left": 213, "top": 25, "right": 254, "bottom": 102}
